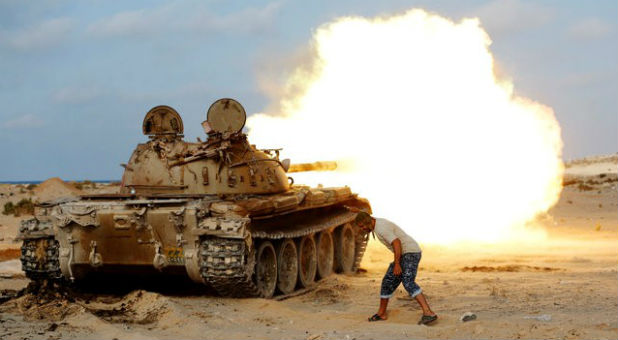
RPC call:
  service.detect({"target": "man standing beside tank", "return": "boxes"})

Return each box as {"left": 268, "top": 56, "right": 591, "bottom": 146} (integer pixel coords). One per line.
{"left": 353, "top": 211, "right": 437, "bottom": 325}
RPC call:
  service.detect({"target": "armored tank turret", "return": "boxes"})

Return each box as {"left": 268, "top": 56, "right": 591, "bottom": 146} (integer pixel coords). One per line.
{"left": 18, "top": 98, "right": 371, "bottom": 297}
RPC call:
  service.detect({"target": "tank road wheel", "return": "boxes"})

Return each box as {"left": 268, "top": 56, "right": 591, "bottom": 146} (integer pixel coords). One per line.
{"left": 276, "top": 239, "right": 298, "bottom": 295}
{"left": 334, "top": 223, "right": 356, "bottom": 273}
{"left": 255, "top": 241, "right": 277, "bottom": 298}
{"left": 297, "top": 235, "right": 317, "bottom": 288}
{"left": 316, "top": 231, "right": 334, "bottom": 279}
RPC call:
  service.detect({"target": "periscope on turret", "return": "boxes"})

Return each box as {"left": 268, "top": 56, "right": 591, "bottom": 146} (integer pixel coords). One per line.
{"left": 17, "top": 98, "right": 372, "bottom": 298}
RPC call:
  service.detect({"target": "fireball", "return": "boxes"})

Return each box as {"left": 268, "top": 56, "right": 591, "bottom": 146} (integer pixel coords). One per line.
{"left": 247, "top": 9, "right": 563, "bottom": 244}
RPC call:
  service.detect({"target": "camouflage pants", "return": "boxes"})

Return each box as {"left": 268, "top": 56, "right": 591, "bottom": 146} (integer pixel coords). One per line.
{"left": 380, "top": 252, "right": 422, "bottom": 299}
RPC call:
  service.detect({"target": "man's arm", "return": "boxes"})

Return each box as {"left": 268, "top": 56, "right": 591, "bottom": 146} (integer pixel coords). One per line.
{"left": 392, "top": 238, "right": 402, "bottom": 276}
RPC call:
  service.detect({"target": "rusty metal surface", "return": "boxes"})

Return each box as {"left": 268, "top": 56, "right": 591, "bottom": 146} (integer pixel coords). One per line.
{"left": 250, "top": 207, "right": 356, "bottom": 239}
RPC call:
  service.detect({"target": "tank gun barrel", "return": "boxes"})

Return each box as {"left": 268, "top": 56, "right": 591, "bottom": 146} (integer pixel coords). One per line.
{"left": 287, "top": 161, "right": 338, "bottom": 173}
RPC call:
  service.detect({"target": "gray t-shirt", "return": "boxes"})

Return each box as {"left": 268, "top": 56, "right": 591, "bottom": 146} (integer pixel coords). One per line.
{"left": 374, "top": 218, "right": 421, "bottom": 254}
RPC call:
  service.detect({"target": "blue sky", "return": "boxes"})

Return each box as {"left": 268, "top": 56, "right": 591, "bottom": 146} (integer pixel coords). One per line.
{"left": 0, "top": 0, "right": 616, "bottom": 181}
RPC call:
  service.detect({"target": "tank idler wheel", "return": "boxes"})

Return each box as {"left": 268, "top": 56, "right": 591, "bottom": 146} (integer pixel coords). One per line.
{"left": 334, "top": 223, "right": 356, "bottom": 273}
{"left": 255, "top": 241, "right": 278, "bottom": 298}
{"left": 316, "top": 230, "right": 334, "bottom": 279}
{"left": 276, "top": 239, "right": 298, "bottom": 295}
{"left": 297, "top": 235, "right": 317, "bottom": 288}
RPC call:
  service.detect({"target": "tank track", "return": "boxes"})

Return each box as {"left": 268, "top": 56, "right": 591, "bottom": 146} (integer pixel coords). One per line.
{"left": 352, "top": 231, "right": 369, "bottom": 272}
{"left": 20, "top": 238, "right": 62, "bottom": 280}
{"left": 199, "top": 237, "right": 260, "bottom": 297}
{"left": 199, "top": 219, "right": 370, "bottom": 297}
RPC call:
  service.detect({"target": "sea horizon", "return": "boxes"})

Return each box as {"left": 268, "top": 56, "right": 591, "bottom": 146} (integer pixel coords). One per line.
{"left": 0, "top": 180, "right": 120, "bottom": 185}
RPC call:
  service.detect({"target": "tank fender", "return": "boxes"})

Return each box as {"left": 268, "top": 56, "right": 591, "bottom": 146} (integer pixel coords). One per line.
{"left": 194, "top": 217, "right": 250, "bottom": 239}
{"left": 16, "top": 218, "right": 54, "bottom": 240}
{"left": 52, "top": 205, "right": 100, "bottom": 228}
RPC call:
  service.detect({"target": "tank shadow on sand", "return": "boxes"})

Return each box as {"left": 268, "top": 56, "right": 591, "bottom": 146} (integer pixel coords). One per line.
{"left": 67, "top": 272, "right": 214, "bottom": 297}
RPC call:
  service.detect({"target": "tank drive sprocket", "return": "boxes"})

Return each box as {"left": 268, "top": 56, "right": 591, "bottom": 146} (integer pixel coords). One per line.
{"left": 21, "top": 238, "right": 62, "bottom": 281}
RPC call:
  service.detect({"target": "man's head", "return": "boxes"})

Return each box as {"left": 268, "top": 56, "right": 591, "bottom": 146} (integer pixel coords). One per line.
{"left": 355, "top": 211, "right": 376, "bottom": 232}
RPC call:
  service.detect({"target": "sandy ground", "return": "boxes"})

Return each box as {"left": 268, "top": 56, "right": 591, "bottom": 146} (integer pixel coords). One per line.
{"left": 0, "top": 157, "right": 616, "bottom": 340}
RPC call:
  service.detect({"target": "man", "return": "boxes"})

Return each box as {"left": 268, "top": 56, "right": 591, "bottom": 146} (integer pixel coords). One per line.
{"left": 355, "top": 211, "right": 437, "bottom": 325}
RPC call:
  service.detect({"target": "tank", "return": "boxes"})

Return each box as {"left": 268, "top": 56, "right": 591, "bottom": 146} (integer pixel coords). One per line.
{"left": 17, "top": 98, "right": 371, "bottom": 298}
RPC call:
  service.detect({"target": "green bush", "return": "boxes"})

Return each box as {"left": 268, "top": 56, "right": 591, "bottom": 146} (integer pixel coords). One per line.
{"left": 3, "top": 201, "right": 15, "bottom": 215}
{"left": 2, "top": 199, "right": 34, "bottom": 217}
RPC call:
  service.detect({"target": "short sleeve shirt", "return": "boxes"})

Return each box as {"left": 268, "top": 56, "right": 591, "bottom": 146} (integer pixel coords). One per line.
{"left": 374, "top": 218, "right": 421, "bottom": 254}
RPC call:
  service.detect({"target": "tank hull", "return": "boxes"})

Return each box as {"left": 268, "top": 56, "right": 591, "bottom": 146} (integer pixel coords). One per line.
{"left": 19, "top": 187, "right": 371, "bottom": 297}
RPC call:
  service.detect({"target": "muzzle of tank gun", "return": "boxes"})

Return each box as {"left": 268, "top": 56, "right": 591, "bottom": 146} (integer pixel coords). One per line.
{"left": 286, "top": 161, "right": 338, "bottom": 173}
